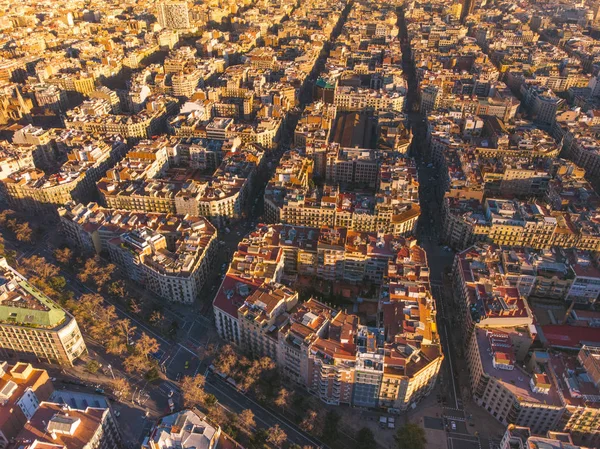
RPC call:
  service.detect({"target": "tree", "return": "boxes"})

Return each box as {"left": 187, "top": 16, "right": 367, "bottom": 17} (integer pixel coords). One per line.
{"left": 239, "top": 409, "right": 256, "bottom": 430}
{"left": 267, "top": 424, "right": 287, "bottom": 448}
{"left": 300, "top": 410, "right": 318, "bottom": 433}
{"left": 204, "top": 393, "right": 218, "bottom": 408}
{"left": 210, "top": 404, "right": 227, "bottom": 424}
{"left": 14, "top": 222, "right": 33, "bottom": 243}
{"left": 180, "top": 374, "right": 206, "bottom": 407}
{"left": 274, "top": 387, "right": 290, "bottom": 411}
{"left": 20, "top": 256, "right": 59, "bottom": 279}
{"left": 90, "top": 305, "right": 118, "bottom": 344}
{"left": 48, "top": 276, "right": 67, "bottom": 292}
{"left": 355, "top": 427, "right": 377, "bottom": 449}
{"left": 108, "top": 280, "right": 127, "bottom": 299}
{"left": 249, "top": 428, "right": 269, "bottom": 449}
{"left": 105, "top": 333, "right": 128, "bottom": 355}
{"left": 214, "top": 345, "right": 238, "bottom": 376}
{"left": 0, "top": 210, "right": 14, "bottom": 226}
{"left": 123, "top": 355, "right": 146, "bottom": 374}
{"left": 54, "top": 247, "right": 73, "bottom": 265}
{"left": 69, "top": 293, "right": 104, "bottom": 331}
{"left": 112, "top": 377, "right": 132, "bottom": 399}
{"left": 78, "top": 257, "right": 115, "bottom": 291}
{"left": 115, "top": 319, "right": 136, "bottom": 348}
{"left": 394, "top": 423, "right": 426, "bottom": 449}
{"left": 129, "top": 298, "right": 142, "bottom": 315}
{"left": 145, "top": 366, "right": 160, "bottom": 382}
{"left": 135, "top": 333, "right": 160, "bottom": 360}
{"left": 149, "top": 310, "right": 164, "bottom": 327}
{"left": 86, "top": 360, "right": 100, "bottom": 373}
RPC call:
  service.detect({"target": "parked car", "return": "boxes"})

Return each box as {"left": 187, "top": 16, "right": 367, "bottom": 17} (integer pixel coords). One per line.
{"left": 379, "top": 416, "right": 387, "bottom": 429}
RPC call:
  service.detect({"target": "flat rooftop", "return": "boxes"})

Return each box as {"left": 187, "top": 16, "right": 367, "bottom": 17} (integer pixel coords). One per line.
{"left": 476, "top": 328, "right": 562, "bottom": 407}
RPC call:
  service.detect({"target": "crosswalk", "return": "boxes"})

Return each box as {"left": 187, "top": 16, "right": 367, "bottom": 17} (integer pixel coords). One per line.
{"left": 445, "top": 415, "right": 466, "bottom": 422}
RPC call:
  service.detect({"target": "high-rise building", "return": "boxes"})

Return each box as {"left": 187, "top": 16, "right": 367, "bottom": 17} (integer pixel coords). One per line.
{"left": 157, "top": 2, "right": 190, "bottom": 30}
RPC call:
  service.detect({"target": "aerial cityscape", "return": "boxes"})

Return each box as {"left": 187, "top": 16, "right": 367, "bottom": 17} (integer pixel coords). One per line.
{"left": 0, "top": 0, "right": 599, "bottom": 448}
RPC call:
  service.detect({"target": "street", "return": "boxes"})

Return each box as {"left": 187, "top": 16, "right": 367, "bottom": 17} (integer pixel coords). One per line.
{"left": 397, "top": 5, "right": 485, "bottom": 449}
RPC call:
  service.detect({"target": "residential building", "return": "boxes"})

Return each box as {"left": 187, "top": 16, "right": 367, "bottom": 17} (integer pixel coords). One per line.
{"left": 0, "top": 258, "right": 86, "bottom": 366}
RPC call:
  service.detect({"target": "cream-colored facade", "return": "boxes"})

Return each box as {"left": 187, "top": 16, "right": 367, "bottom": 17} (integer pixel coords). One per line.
{"left": 0, "top": 258, "right": 87, "bottom": 366}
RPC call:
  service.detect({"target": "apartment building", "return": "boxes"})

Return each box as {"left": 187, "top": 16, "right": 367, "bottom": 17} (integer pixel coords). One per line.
{"left": 0, "top": 258, "right": 87, "bottom": 366}
{"left": 544, "top": 348, "right": 600, "bottom": 446}
{"left": 443, "top": 196, "right": 600, "bottom": 252}
{"left": 58, "top": 203, "right": 217, "bottom": 304}
{"left": 265, "top": 151, "right": 420, "bottom": 234}
{"left": 238, "top": 284, "right": 299, "bottom": 360}
{"left": 466, "top": 328, "right": 564, "bottom": 434}
{"left": 499, "top": 425, "right": 592, "bottom": 449}
{"left": 334, "top": 86, "right": 405, "bottom": 113}
{"left": 14, "top": 402, "right": 121, "bottom": 449}
{"left": 143, "top": 409, "right": 225, "bottom": 449}
{"left": 452, "top": 244, "right": 534, "bottom": 331}
{"left": 157, "top": 2, "right": 191, "bottom": 30}
{"left": 64, "top": 96, "right": 178, "bottom": 139}
{"left": 0, "top": 137, "right": 127, "bottom": 215}
{"left": 98, "top": 143, "right": 263, "bottom": 226}
{"left": 0, "top": 362, "right": 54, "bottom": 449}
{"left": 214, "top": 234, "right": 443, "bottom": 410}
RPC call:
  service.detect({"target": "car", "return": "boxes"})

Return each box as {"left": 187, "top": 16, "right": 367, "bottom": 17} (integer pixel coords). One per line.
{"left": 450, "top": 421, "right": 457, "bottom": 431}
{"left": 168, "top": 398, "right": 175, "bottom": 412}
{"left": 114, "top": 411, "right": 121, "bottom": 418}
{"left": 168, "top": 389, "right": 174, "bottom": 398}
{"left": 150, "top": 350, "right": 164, "bottom": 361}
{"left": 95, "top": 388, "right": 105, "bottom": 394}
{"left": 184, "top": 361, "right": 190, "bottom": 369}
{"left": 379, "top": 416, "right": 387, "bottom": 429}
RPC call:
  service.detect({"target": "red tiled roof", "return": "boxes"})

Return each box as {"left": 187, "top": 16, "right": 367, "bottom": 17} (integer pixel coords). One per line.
{"left": 542, "top": 324, "right": 600, "bottom": 349}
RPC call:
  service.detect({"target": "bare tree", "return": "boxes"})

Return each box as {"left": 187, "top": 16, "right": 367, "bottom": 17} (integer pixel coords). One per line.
{"left": 54, "top": 247, "right": 73, "bottom": 265}
{"left": 214, "top": 345, "right": 238, "bottom": 376}
{"left": 115, "top": 319, "right": 136, "bottom": 347}
{"left": 135, "top": 333, "right": 160, "bottom": 360}
{"left": 274, "top": 387, "right": 290, "bottom": 411}
{"left": 108, "top": 280, "right": 127, "bottom": 298}
{"left": 123, "top": 354, "right": 146, "bottom": 374}
{"left": 20, "top": 255, "right": 59, "bottom": 279}
{"left": 112, "top": 377, "right": 132, "bottom": 399}
{"left": 0, "top": 210, "right": 14, "bottom": 226}
{"left": 267, "top": 424, "right": 287, "bottom": 448}
{"left": 149, "top": 310, "right": 164, "bottom": 327}
{"left": 239, "top": 409, "right": 256, "bottom": 430}
{"left": 68, "top": 293, "right": 104, "bottom": 330}
{"left": 180, "top": 374, "right": 207, "bottom": 407}
{"left": 300, "top": 410, "right": 318, "bottom": 433}
{"left": 78, "top": 256, "right": 115, "bottom": 291}
{"left": 14, "top": 222, "right": 33, "bottom": 243}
